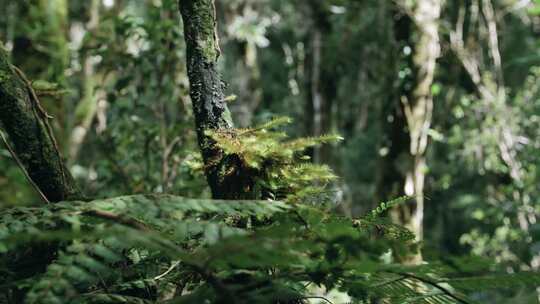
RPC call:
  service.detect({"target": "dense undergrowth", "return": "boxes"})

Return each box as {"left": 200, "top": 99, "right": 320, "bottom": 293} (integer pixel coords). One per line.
{"left": 1, "top": 119, "right": 539, "bottom": 304}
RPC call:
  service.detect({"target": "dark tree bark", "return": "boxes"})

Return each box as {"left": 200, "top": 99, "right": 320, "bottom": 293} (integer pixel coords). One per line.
{"left": 178, "top": 0, "right": 255, "bottom": 199}
{"left": 305, "top": 1, "right": 336, "bottom": 165}
{"left": 0, "top": 45, "right": 81, "bottom": 202}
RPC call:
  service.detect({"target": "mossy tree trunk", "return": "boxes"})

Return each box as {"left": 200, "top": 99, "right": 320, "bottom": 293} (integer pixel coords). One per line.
{"left": 178, "top": 0, "right": 255, "bottom": 200}
{"left": 0, "top": 45, "right": 81, "bottom": 202}
{"left": 1, "top": 43, "right": 83, "bottom": 301}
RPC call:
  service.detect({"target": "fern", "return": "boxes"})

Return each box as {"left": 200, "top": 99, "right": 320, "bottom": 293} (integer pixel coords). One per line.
{"left": 1, "top": 118, "right": 538, "bottom": 303}
{"left": 1, "top": 194, "right": 539, "bottom": 303}
{"left": 205, "top": 116, "right": 343, "bottom": 203}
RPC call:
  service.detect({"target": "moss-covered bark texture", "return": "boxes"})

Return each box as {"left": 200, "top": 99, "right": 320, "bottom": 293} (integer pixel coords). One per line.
{"left": 179, "top": 0, "right": 255, "bottom": 200}
{"left": 0, "top": 46, "right": 80, "bottom": 202}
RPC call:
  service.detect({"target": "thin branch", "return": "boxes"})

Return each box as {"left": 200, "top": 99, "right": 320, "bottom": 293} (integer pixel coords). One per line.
{"left": 300, "top": 296, "right": 334, "bottom": 304}
{"left": 154, "top": 261, "right": 181, "bottom": 280}
{"left": 481, "top": 0, "right": 504, "bottom": 86}
{"left": 0, "top": 129, "right": 50, "bottom": 204}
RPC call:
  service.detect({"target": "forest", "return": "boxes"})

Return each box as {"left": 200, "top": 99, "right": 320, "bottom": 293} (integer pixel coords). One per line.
{"left": 0, "top": 0, "right": 539, "bottom": 303}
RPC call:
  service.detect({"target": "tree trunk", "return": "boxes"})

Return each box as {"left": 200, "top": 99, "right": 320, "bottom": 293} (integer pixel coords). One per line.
{"left": 310, "top": 27, "right": 323, "bottom": 164}
{"left": 392, "top": 0, "right": 441, "bottom": 264}
{"left": 229, "top": 40, "right": 262, "bottom": 128}
{"left": 0, "top": 45, "right": 81, "bottom": 202}
{"left": 305, "top": 1, "right": 335, "bottom": 165}
{"left": 69, "top": 0, "right": 101, "bottom": 161}
{"left": 178, "top": 0, "right": 254, "bottom": 199}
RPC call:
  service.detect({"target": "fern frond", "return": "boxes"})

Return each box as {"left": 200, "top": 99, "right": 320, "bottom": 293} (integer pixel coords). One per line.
{"left": 364, "top": 196, "right": 415, "bottom": 220}
{"left": 1, "top": 193, "right": 529, "bottom": 304}
{"left": 248, "top": 116, "right": 293, "bottom": 132}
{"left": 444, "top": 272, "right": 540, "bottom": 292}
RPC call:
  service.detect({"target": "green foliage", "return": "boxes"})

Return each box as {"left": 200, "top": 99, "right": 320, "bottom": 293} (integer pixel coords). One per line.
{"left": 1, "top": 194, "right": 539, "bottom": 303}
{"left": 364, "top": 196, "right": 414, "bottom": 220}
{"left": 206, "top": 117, "right": 343, "bottom": 203}
{"left": 30, "top": 80, "right": 69, "bottom": 99}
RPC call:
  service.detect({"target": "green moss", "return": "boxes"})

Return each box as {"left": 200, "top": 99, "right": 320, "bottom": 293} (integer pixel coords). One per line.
{"left": 199, "top": 38, "right": 217, "bottom": 62}
{"left": 192, "top": 0, "right": 219, "bottom": 62}
{"left": 221, "top": 107, "right": 234, "bottom": 126}
{"left": 0, "top": 48, "right": 15, "bottom": 86}
{"left": 0, "top": 70, "right": 8, "bottom": 82}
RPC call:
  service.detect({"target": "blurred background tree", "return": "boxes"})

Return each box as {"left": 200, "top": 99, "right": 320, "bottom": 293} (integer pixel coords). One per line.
{"left": 0, "top": 0, "right": 539, "bottom": 302}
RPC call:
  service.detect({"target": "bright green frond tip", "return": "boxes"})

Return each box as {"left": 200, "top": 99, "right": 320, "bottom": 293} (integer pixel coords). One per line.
{"left": 252, "top": 116, "right": 293, "bottom": 131}
{"left": 365, "top": 196, "right": 415, "bottom": 220}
